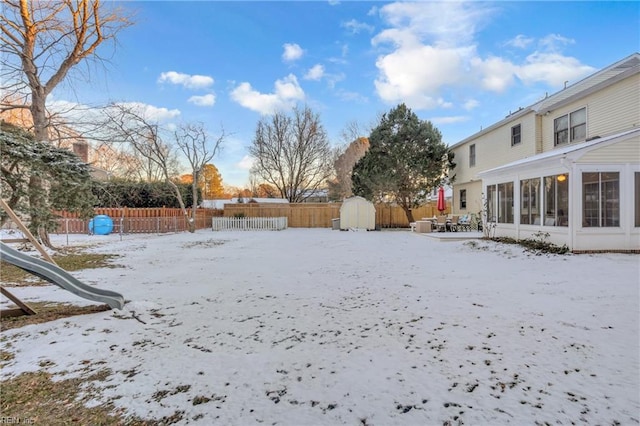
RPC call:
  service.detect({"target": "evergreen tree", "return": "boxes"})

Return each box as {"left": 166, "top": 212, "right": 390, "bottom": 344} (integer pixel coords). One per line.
{"left": 352, "top": 104, "right": 455, "bottom": 223}
{"left": 0, "top": 121, "right": 95, "bottom": 234}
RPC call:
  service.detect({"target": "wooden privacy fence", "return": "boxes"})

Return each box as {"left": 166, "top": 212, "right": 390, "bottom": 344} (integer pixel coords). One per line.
{"left": 224, "top": 202, "right": 447, "bottom": 228}
{"left": 212, "top": 216, "right": 288, "bottom": 231}
{"left": 52, "top": 203, "right": 447, "bottom": 233}
{"left": 54, "top": 208, "right": 223, "bottom": 234}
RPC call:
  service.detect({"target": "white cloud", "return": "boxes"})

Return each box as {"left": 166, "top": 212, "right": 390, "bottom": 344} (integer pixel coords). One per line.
{"left": 430, "top": 115, "right": 469, "bottom": 125}
{"left": 342, "top": 19, "right": 374, "bottom": 35}
{"left": 371, "top": 2, "right": 595, "bottom": 108}
{"left": 230, "top": 74, "right": 305, "bottom": 115}
{"left": 463, "top": 99, "right": 479, "bottom": 110}
{"left": 116, "top": 102, "right": 181, "bottom": 121}
{"left": 304, "top": 64, "right": 325, "bottom": 81}
{"left": 282, "top": 43, "right": 304, "bottom": 62}
{"left": 372, "top": 2, "right": 493, "bottom": 108}
{"left": 539, "top": 34, "right": 575, "bottom": 52}
{"left": 328, "top": 0, "right": 340, "bottom": 5}
{"left": 188, "top": 93, "right": 216, "bottom": 107}
{"left": 505, "top": 34, "right": 535, "bottom": 49}
{"left": 471, "top": 56, "right": 517, "bottom": 92}
{"left": 516, "top": 52, "right": 595, "bottom": 87}
{"left": 336, "top": 89, "right": 368, "bottom": 103}
{"left": 374, "top": 45, "right": 472, "bottom": 109}
{"left": 375, "top": 2, "right": 494, "bottom": 47}
{"left": 158, "top": 71, "right": 214, "bottom": 89}
{"left": 237, "top": 155, "right": 254, "bottom": 170}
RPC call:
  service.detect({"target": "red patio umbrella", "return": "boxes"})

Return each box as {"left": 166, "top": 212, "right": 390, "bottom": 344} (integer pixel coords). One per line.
{"left": 436, "top": 186, "right": 446, "bottom": 213}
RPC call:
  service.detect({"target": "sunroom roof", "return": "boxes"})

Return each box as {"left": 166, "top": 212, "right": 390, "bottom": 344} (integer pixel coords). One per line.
{"left": 478, "top": 128, "right": 640, "bottom": 177}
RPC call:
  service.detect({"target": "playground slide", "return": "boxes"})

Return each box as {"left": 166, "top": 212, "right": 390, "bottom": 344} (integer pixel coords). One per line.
{"left": 0, "top": 242, "right": 124, "bottom": 310}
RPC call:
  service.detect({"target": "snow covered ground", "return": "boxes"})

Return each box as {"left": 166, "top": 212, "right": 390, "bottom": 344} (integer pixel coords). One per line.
{"left": 1, "top": 229, "right": 639, "bottom": 425}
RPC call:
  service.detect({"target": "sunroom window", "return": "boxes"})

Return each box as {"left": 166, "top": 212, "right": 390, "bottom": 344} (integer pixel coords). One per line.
{"left": 486, "top": 183, "right": 513, "bottom": 224}
{"left": 582, "top": 172, "right": 619, "bottom": 227}
{"left": 520, "top": 178, "right": 540, "bottom": 225}
{"left": 544, "top": 174, "right": 569, "bottom": 226}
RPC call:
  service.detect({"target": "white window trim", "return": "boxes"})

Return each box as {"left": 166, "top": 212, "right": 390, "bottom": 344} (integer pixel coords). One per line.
{"left": 511, "top": 124, "right": 522, "bottom": 146}
{"left": 554, "top": 106, "right": 587, "bottom": 147}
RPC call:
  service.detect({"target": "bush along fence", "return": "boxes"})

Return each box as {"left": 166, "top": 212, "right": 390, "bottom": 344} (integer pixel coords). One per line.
{"left": 212, "top": 216, "right": 288, "bottom": 231}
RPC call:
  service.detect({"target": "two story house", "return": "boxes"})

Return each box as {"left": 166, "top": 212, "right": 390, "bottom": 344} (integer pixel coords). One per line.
{"left": 450, "top": 53, "right": 640, "bottom": 252}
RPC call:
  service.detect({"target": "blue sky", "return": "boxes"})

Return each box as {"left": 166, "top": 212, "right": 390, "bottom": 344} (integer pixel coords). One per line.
{"left": 53, "top": 1, "right": 639, "bottom": 187}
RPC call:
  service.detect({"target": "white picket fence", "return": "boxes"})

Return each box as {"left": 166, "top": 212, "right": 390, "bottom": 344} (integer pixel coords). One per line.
{"left": 212, "top": 216, "right": 288, "bottom": 231}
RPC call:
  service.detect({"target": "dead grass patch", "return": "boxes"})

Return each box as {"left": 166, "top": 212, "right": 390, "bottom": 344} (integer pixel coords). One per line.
{"left": 0, "top": 302, "right": 111, "bottom": 332}
{"left": 0, "top": 370, "right": 155, "bottom": 425}
{"left": 1, "top": 252, "right": 121, "bottom": 287}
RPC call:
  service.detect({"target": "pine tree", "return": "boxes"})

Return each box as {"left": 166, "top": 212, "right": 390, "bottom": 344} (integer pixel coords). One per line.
{"left": 1, "top": 122, "right": 95, "bottom": 235}
{"left": 352, "top": 104, "right": 455, "bottom": 223}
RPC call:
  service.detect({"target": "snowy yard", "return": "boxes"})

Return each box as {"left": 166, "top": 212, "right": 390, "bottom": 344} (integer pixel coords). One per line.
{"left": 1, "top": 229, "right": 639, "bottom": 425}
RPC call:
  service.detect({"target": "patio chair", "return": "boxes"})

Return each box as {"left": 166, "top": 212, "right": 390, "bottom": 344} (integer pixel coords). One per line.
{"left": 435, "top": 215, "right": 448, "bottom": 232}
{"left": 457, "top": 214, "right": 471, "bottom": 231}
{"left": 449, "top": 215, "right": 460, "bottom": 232}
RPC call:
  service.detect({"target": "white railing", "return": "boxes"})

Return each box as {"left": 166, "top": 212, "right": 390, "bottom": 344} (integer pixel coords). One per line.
{"left": 212, "top": 216, "right": 288, "bottom": 231}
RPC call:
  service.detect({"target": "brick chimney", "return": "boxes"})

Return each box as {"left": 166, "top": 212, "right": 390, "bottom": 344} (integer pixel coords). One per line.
{"left": 72, "top": 141, "right": 89, "bottom": 163}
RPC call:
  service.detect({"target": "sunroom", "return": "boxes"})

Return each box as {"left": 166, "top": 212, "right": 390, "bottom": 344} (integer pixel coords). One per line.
{"left": 477, "top": 128, "right": 640, "bottom": 252}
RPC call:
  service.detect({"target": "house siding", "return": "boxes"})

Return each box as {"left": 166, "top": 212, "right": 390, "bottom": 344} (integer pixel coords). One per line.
{"left": 462, "top": 112, "right": 538, "bottom": 176}
{"left": 451, "top": 112, "right": 536, "bottom": 205}
{"left": 578, "top": 138, "right": 640, "bottom": 164}
{"left": 541, "top": 74, "right": 640, "bottom": 151}
{"left": 452, "top": 181, "right": 483, "bottom": 216}
{"left": 449, "top": 54, "right": 639, "bottom": 250}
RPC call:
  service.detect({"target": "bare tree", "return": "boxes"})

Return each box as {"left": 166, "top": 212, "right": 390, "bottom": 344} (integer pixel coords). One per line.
{"left": 101, "top": 103, "right": 192, "bottom": 226}
{"left": 249, "top": 106, "right": 333, "bottom": 203}
{"left": 328, "top": 137, "right": 370, "bottom": 201}
{"left": 0, "top": 0, "right": 132, "bottom": 246}
{"left": 90, "top": 143, "right": 142, "bottom": 179}
{"left": 174, "top": 122, "right": 224, "bottom": 232}
{"left": 1, "top": 0, "right": 133, "bottom": 139}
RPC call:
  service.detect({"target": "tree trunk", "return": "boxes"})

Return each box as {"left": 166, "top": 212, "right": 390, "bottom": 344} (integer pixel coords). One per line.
{"left": 29, "top": 93, "right": 55, "bottom": 248}
{"left": 402, "top": 205, "right": 415, "bottom": 224}
{"left": 167, "top": 180, "right": 194, "bottom": 233}
{"left": 189, "top": 178, "right": 198, "bottom": 233}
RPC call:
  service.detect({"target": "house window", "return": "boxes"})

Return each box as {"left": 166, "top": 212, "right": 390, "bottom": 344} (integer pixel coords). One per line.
{"left": 570, "top": 108, "right": 586, "bottom": 141}
{"left": 459, "top": 189, "right": 467, "bottom": 209}
{"left": 511, "top": 124, "right": 521, "bottom": 146}
{"left": 544, "top": 174, "right": 569, "bottom": 226}
{"left": 520, "top": 178, "right": 540, "bottom": 225}
{"left": 469, "top": 144, "right": 476, "bottom": 167}
{"left": 635, "top": 172, "right": 640, "bottom": 227}
{"left": 486, "top": 183, "right": 513, "bottom": 224}
{"left": 554, "top": 107, "right": 586, "bottom": 146}
{"left": 582, "top": 172, "right": 619, "bottom": 227}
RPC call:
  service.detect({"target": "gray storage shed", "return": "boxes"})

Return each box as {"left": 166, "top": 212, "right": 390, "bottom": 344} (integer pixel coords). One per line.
{"left": 339, "top": 196, "right": 375, "bottom": 230}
